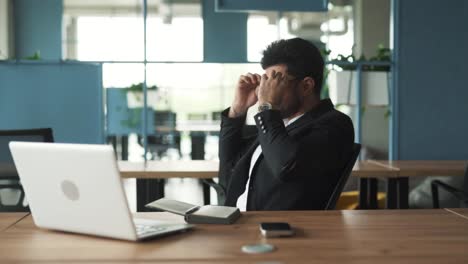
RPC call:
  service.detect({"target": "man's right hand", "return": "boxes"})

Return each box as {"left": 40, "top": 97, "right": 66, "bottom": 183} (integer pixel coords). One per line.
{"left": 229, "top": 73, "right": 261, "bottom": 118}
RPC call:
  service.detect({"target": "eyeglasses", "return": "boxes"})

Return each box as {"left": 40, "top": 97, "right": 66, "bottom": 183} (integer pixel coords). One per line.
{"left": 285, "top": 76, "right": 302, "bottom": 82}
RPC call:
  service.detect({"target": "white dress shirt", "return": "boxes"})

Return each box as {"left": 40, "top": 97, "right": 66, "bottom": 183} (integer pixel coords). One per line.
{"left": 236, "top": 113, "right": 304, "bottom": 211}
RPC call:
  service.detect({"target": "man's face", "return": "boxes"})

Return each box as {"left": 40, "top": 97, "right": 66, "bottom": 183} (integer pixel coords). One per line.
{"left": 264, "top": 64, "right": 303, "bottom": 119}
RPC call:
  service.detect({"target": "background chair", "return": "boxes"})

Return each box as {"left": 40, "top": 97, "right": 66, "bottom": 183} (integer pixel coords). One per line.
{"left": 139, "top": 111, "right": 181, "bottom": 159}
{"left": 325, "top": 143, "right": 361, "bottom": 210}
{"left": 0, "top": 128, "right": 54, "bottom": 212}
{"left": 431, "top": 163, "right": 468, "bottom": 208}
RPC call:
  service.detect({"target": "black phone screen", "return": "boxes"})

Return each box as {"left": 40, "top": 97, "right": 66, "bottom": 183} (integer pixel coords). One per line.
{"left": 260, "top": 222, "right": 291, "bottom": 231}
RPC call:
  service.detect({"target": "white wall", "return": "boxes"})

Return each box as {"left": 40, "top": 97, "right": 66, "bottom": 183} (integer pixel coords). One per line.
{"left": 354, "top": 0, "right": 390, "bottom": 58}
{"left": 353, "top": 0, "right": 391, "bottom": 157}
{"left": 0, "top": 0, "right": 11, "bottom": 59}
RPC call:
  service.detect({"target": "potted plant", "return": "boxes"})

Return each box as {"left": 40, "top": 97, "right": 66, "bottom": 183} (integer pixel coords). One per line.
{"left": 328, "top": 44, "right": 391, "bottom": 106}
{"left": 124, "top": 82, "right": 159, "bottom": 108}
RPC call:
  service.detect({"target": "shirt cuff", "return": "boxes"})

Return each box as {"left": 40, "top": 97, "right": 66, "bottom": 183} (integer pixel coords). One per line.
{"left": 254, "top": 110, "right": 283, "bottom": 135}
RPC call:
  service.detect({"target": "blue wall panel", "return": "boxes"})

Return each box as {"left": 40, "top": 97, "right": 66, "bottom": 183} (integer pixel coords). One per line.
{"left": 216, "top": 0, "right": 328, "bottom": 12}
{"left": 395, "top": 0, "right": 468, "bottom": 159}
{"left": 203, "top": 0, "right": 248, "bottom": 62}
{"left": 0, "top": 62, "right": 104, "bottom": 144}
{"left": 14, "top": 0, "right": 62, "bottom": 60}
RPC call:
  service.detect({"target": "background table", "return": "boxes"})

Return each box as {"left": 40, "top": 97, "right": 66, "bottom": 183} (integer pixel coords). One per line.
{"left": 119, "top": 160, "right": 396, "bottom": 211}
{"left": 1, "top": 209, "right": 468, "bottom": 263}
{"left": 120, "top": 160, "right": 219, "bottom": 211}
{"left": 119, "top": 160, "right": 467, "bottom": 211}
{"left": 368, "top": 160, "right": 467, "bottom": 209}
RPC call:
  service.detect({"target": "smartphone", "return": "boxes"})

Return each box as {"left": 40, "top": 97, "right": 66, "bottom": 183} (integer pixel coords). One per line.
{"left": 259, "top": 222, "right": 294, "bottom": 237}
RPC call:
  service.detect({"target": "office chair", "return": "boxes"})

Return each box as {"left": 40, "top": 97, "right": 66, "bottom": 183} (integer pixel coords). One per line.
{"left": 325, "top": 143, "right": 361, "bottom": 210}
{"left": 138, "top": 111, "right": 181, "bottom": 159}
{"left": 0, "top": 128, "right": 54, "bottom": 212}
{"left": 431, "top": 163, "right": 468, "bottom": 208}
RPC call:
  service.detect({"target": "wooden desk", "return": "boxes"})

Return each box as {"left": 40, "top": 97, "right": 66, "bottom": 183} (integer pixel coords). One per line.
{"left": 0, "top": 213, "right": 28, "bottom": 232}
{"left": 119, "top": 160, "right": 219, "bottom": 179}
{"left": 351, "top": 160, "right": 398, "bottom": 178}
{"left": 119, "top": 160, "right": 220, "bottom": 211}
{"left": 1, "top": 210, "right": 468, "bottom": 263}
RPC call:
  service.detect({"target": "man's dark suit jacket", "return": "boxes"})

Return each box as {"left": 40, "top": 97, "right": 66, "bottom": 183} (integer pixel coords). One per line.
{"left": 218, "top": 99, "right": 355, "bottom": 211}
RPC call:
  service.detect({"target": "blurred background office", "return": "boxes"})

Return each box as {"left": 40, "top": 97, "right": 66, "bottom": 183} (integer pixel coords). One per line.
{"left": 1, "top": 0, "right": 467, "bottom": 211}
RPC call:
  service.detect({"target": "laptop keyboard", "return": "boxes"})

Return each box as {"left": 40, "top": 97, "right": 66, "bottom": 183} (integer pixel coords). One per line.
{"left": 135, "top": 224, "right": 168, "bottom": 236}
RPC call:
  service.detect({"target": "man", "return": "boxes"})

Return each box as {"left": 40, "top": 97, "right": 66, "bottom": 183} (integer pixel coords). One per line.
{"left": 218, "top": 38, "right": 354, "bottom": 211}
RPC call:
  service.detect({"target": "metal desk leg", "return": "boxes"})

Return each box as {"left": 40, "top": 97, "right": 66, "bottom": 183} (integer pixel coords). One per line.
{"left": 190, "top": 131, "right": 209, "bottom": 205}
{"left": 107, "top": 136, "right": 117, "bottom": 151}
{"left": 359, "top": 178, "right": 379, "bottom": 209}
{"left": 121, "top": 136, "right": 128, "bottom": 160}
{"left": 397, "top": 177, "right": 409, "bottom": 209}
{"left": 358, "top": 178, "right": 369, "bottom": 209}
{"left": 203, "top": 183, "right": 210, "bottom": 205}
{"left": 136, "top": 179, "right": 165, "bottom": 212}
{"left": 386, "top": 178, "right": 398, "bottom": 209}
{"left": 368, "top": 178, "right": 378, "bottom": 209}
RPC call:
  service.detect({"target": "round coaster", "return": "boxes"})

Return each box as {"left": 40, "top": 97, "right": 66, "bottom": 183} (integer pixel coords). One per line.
{"left": 241, "top": 243, "right": 275, "bottom": 254}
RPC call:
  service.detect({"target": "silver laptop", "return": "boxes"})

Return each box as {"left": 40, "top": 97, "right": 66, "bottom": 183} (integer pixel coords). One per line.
{"left": 9, "top": 142, "right": 193, "bottom": 241}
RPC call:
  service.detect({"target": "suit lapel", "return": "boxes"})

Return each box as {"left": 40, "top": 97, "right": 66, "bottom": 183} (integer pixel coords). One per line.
{"left": 224, "top": 139, "right": 260, "bottom": 206}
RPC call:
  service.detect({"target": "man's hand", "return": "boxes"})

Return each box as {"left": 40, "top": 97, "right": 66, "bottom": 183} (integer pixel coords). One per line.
{"left": 257, "top": 70, "right": 289, "bottom": 109}
{"left": 229, "top": 73, "right": 261, "bottom": 118}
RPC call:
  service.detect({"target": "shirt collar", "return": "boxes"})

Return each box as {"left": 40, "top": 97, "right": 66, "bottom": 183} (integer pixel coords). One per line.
{"left": 283, "top": 113, "right": 305, "bottom": 127}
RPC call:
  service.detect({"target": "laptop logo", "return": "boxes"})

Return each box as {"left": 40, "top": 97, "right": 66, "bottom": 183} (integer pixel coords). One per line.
{"left": 61, "top": 180, "right": 80, "bottom": 201}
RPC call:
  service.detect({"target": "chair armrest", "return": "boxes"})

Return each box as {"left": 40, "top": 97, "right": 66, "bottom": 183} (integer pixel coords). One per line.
{"left": 431, "top": 180, "right": 465, "bottom": 208}
{"left": 202, "top": 179, "right": 226, "bottom": 206}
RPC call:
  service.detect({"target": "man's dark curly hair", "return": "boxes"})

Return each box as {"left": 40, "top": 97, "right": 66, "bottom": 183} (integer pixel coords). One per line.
{"left": 261, "top": 38, "right": 324, "bottom": 95}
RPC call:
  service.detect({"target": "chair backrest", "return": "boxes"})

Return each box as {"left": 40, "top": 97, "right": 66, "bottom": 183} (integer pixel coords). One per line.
{"left": 0, "top": 128, "right": 54, "bottom": 211}
{"left": 325, "top": 143, "right": 361, "bottom": 210}
{"left": 154, "top": 111, "right": 177, "bottom": 129}
{"left": 0, "top": 128, "right": 54, "bottom": 179}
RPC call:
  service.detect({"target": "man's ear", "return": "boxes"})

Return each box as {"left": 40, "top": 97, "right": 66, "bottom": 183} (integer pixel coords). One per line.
{"left": 301, "top": 77, "right": 316, "bottom": 95}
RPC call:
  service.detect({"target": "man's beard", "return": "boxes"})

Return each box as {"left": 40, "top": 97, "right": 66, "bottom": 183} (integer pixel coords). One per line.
{"left": 279, "top": 90, "right": 303, "bottom": 119}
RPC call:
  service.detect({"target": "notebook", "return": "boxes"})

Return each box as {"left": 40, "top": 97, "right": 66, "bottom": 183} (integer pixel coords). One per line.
{"left": 146, "top": 198, "right": 241, "bottom": 224}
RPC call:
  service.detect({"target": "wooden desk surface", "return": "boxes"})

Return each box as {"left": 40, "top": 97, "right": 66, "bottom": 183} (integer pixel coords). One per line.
{"left": 0, "top": 213, "right": 28, "bottom": 232}
{"left": 370, "top": 160, "right": 467, "bottom": 177}
{"left": 119, "top": 160, "right": 397, "bottom": 179}
{"left": 351, "top": 160, "right": 398, "bottom": 178}
{"left": 1, "top": 210, "right": 468, "bottom": 263}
